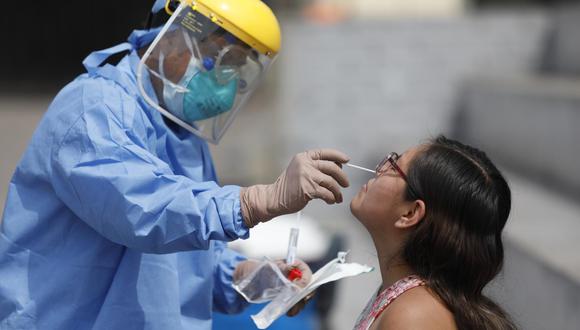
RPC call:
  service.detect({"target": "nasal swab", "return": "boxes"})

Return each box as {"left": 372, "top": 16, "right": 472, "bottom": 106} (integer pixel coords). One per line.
{"left": 345, "top": 163, "right": 376, "bottom": 174}
{"left": 286, "top": 211, "right": 301, "bottom": 265}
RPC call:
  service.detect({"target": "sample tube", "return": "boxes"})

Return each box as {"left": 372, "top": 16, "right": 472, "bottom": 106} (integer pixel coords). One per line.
{"left": 285, "top": 211, "right": 301, "bottom": 265}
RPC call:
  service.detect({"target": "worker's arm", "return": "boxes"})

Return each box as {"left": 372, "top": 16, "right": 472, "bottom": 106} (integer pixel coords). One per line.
{"left": 50, "top": 79, "right": 248, "bottom": 254}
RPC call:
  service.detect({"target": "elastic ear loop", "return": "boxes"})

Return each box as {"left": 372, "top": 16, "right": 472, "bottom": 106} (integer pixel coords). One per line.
{"left": 152, "top": 51, "right": 188, "bottom": 93}
{"left": 180, "top": 28, "right": 209, "bottom": 131}
{"left": 182, "top": 28, "right": 195, "bottom": 58}
{"left": 182, "top": 28, "right": 216, "bottom": 72}
{"left": 215, "top": 44, "right": 240, "bottom": 68}
{"left": 216, "top": 45, "right": 264, "bottom": 93}
{"left": 181, "top": 28, "right": 206, "bottom": 74}
{"left": 214, "top": 44, "right": 243, "bottom": 84}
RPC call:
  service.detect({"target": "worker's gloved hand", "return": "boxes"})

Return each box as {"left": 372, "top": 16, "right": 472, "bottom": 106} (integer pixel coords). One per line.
{"left": 234, "top": 259, "right": 314, "bottom": 317}
{"left": 241, "top": 149, "right": 350, "bottom": 227}
{"left": 274, "top": 260, "right": 315, "bottom": 317}
{"left": 273, "top": 259, "right": 312, "bottom": 289}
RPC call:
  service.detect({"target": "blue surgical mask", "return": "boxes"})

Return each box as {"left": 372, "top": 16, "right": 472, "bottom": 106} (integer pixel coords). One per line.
{"left": 160, "top": 53, "right": 238, "bottom": 122}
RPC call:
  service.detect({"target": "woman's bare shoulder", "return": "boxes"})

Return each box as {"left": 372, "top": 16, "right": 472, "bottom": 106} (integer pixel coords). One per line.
{"left": 374, "top": 286, "right": 457, "bottom": 330}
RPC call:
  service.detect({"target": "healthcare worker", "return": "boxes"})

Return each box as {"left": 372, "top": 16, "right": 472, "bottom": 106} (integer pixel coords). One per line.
{"left": 0, "top": 0, "right": 350, "bottom": 329}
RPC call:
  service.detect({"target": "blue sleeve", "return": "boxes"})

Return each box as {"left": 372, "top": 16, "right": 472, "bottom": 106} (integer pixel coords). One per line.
{"left": 49, "top": 79, "right": 249, "bottom": 254}
{"left": 212, "top": 241, "right": 249, "bottom": 314}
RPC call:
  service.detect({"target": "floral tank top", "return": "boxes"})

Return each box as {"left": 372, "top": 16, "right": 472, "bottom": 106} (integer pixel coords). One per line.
{"left": 354, "top": 275, "right": 426, "bottom": 330}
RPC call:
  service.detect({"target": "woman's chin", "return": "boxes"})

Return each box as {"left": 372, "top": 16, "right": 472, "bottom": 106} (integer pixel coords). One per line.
{"left": 349, "top": 198, "right": 361, "bottom": 220}
{"left": 349, "top": 199, "right": 356, "bottom": 215}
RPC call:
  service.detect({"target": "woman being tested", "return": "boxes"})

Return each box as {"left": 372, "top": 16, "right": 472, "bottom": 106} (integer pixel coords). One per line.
{"left": 351, "top": 136, "right": 516, "bottom": 330}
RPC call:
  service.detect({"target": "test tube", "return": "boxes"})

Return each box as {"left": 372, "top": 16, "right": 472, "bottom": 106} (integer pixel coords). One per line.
{"left": 286, "top": 211, "right": 301, "bottom": 265}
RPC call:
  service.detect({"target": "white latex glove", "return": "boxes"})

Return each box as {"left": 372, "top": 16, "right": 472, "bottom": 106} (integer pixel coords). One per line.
{"left": 241, "top": 149, "right": 350, "bottom": 227}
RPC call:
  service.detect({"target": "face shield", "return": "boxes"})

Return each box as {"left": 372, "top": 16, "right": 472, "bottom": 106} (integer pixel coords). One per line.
{"left": 137, "top": 1, "right": 278, "bottom": 143}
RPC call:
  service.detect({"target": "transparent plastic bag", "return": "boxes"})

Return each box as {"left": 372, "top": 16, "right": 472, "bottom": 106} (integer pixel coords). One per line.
{"left": 232, "top": 259, "right": 299, "bottom": 304}
{"left": 251, "top": 252, "right": 373, "bottom": 329}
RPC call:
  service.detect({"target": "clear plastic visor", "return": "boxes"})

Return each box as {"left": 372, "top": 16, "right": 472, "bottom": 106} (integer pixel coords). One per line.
{"left": 137, "top": 2, "right": 275, "bottom": 143}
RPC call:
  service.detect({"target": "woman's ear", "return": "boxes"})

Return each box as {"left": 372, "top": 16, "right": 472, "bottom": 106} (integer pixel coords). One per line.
{"left": 395, "top": 200, "right": 425, "bottom": 229}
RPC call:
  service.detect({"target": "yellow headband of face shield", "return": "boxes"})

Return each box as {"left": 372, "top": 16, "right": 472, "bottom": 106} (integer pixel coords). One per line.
{"left": 165, "top": 0, "right": 281, "bottom": 58}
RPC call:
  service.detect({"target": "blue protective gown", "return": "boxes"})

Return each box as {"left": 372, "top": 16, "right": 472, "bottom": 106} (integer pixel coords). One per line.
{"left": 0, "top": 30, "right": 250, "bottom": 329}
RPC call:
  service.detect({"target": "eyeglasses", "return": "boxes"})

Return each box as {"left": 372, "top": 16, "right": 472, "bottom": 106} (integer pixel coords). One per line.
{"left": 375, "top": 152, "right": 420, "bottom": 199}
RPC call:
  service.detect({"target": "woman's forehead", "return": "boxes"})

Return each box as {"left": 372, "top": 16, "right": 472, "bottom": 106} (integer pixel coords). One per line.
{"left": 399, "top": 146, "right": 422, "bottom": 169}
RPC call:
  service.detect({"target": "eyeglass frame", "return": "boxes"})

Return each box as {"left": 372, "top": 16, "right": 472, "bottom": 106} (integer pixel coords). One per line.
{"left": 375, "top": 152, "right": 420, "bottom": 199}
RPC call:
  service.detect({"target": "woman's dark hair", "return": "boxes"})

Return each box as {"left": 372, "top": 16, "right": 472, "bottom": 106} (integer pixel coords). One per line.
{"left": 403, "top": 135, "right": 516, "bottom": 330}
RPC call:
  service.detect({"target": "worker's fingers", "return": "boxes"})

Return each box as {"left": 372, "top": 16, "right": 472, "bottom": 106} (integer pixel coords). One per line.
{"left": 316, "top": 160, "right": 350, "bottom": 188}
{"left": 292, "top": 259, "right": 312, "bottom": 278}
{"left": 286, "top": 301, "right": 304, "bottom": 317}
{"left": 313, "top": 173, "right": 343, "bottom": 203}
{"left": 309, "top": 185, "right": 336, "bottom": 204}
{"left": 275, "top": 259, "right": 312, "bottom": 287}
{"left": 307, "top": 148, "right": 350, "bottom": 164}
{"left": 286, "top": 291, "right": 316, "bottom": 317}
{"left": 290, "top": 259, "right": 312, "bottom": 288}
{"left": 233, "top": 259, "right": 260, "bottom": 283}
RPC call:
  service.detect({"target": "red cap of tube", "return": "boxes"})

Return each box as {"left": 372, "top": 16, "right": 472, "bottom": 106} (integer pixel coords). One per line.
{"left": 288, "top": 267, "right": 303, "bottom": 281}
